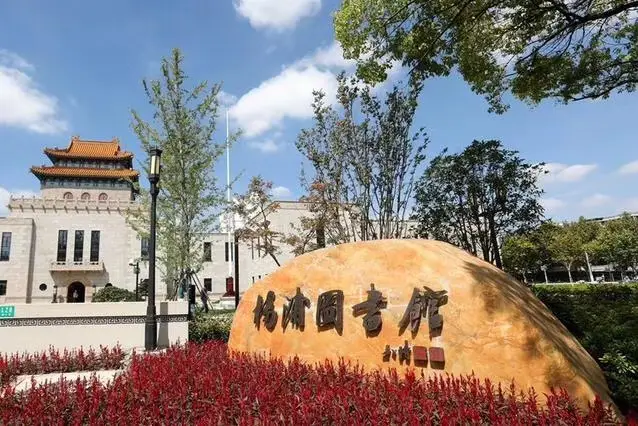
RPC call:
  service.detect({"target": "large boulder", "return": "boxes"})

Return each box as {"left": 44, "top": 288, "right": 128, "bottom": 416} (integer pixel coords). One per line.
{"left": 228, "top": 239, "right": 615, "bottom": 411}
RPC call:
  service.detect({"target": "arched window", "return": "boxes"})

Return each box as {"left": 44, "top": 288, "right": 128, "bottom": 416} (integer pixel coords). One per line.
{"left": 98, "top": 193, "right": 108, "bottom": 202}
{"left": 63, "top": 192, "right": 73, "bottom": 200}
{"left": 81, "top": 192, "right": 90, "bottom": 201}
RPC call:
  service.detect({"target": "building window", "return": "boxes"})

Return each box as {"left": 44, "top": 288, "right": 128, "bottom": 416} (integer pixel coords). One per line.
{"left": 203, "top": 242, "right": 211, "bottom": 262}
{"left": 225, "top": 242, "right": 234, "bottom": 262}
{"left": 90, "top": 231, "right": 100, "bottom": 262}
{"left": 39, "top": 283, "right": 47, "bottom": 291}
{"left": 98, "top": 193, "right": 108, "bottom": 202}
{"left": 204, "top": 278, "right": 212, "bottom": 292}
{"left": 140, "top": 237, "right": 149, "bottom": 260}
{"left": 0, "top": 233, "right": 11, "bottom": 261}
{"left": 63, "top": 192, "right": 73, "bottom": 200}
{"left": 252, "top": 276, "right": 255, "bottom": 284}
{"left": 0, "top": 280, "right": 6, "bottom": 296}
{"left": 57, "top": 230, "right": 67, "bottom": 262}
{"left": 74, "top": 230, "right": 84, "bottom": 262}
{"left": 251, "top": 239, "right": 254, "bottom": 260}
{"left": 81, "top": 192, "right": 90, "bottom": 201}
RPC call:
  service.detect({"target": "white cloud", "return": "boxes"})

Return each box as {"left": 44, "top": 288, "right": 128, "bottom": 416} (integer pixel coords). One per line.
{"left": 234, "top": 0, "right": 321, "bottom": 31}
{"left": 218, "top": 90, "right": 238, "bottom": 107}
{"left": 541, "top": 197, "right": 566, "bottom": 213}
{"left": 539, "top": 163, "right": 598, "bottom": 183}
{"left": 271, "top": 186, "right": 292, "bottom": 199}
{"left": 0, "top": 49, "right": 34, "bottom": 71}
{"left": 618, "top": 160, "right": 638, "bottom": 175}
{"left": 249, "top": 138, "right": 282, "bottom": 153}
{"left": 230, "top": 41, "right": 404, "bottom": 138}
{"left": 581, "top": 193, "right": 612, "bottom": 208}
{"left": 0, "top": 187, "right": 38, "bottom": 216}
{"left": 0, "top": 50, "right": 67, "bottom": 134}
{"left": 230, "top": 65, "right": 338, "bottom": 138}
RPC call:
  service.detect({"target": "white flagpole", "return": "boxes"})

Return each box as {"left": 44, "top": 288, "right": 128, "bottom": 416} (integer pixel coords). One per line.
{"left": 226, "top": 110, "right": 232, "bottom": 279}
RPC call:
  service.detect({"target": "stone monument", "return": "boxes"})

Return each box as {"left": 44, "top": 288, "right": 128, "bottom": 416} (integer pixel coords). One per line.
{"left": 228, "top": 239, "right": 616, "bottom": 412}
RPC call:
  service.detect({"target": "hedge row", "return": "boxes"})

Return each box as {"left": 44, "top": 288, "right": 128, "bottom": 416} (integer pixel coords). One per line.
{"left": 532, "top": 284, "right": 638, "bottom": 414}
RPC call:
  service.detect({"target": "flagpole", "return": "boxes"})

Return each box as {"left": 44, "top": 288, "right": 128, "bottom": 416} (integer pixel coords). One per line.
{"left": 226, "top": 110, "right": 232, "bottom": 280}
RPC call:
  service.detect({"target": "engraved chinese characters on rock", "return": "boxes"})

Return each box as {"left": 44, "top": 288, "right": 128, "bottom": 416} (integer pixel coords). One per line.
{"left": 253, "top": 291, "right": 278, "bottom": 331}
{"left": 398, "top": 286, "right": 448, "bottom": 336}
{"left": 352, "top": 284, "right": 387, "bottom": 336}
{"left": 316, "top": 290, "right": 344, "bottom": 334}
{"left": 282, "top": 287, "right": 311, "bottom": 331}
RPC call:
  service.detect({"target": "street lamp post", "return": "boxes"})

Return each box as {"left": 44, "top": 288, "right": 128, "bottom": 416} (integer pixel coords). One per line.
{"left": 145, "top": 147, "right": 162, "bottom": 351}
{"left": 130, "top": 261, "right": 140, "bottom": 301}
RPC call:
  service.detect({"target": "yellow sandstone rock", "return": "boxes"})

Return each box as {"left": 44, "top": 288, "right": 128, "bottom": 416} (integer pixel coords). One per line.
{"left": 228, "top": 239, "right": 616, "bottom": 412}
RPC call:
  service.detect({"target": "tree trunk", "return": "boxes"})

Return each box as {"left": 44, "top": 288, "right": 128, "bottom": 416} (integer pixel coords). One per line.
{"left": 566, "top": 262, "right": 573, "bottom": 283}
{"left": 543, "top": 269, "right": 549, "bottom": 284}
{"left": 522, "top": 271, "right": 528, "bottom": 284}
{"left": 488, "top": 215, "right": 502, "bottom": 269}
{"left": 585, "top": 251, "right": 594, "bottom": 283}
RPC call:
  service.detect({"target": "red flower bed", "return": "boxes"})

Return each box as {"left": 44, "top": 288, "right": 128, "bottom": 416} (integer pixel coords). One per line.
{"left": 0, "top": 342, "right": 623, "bottom": 424}
{"left": 0, "top": 345, "right": 125, "bottom": 386}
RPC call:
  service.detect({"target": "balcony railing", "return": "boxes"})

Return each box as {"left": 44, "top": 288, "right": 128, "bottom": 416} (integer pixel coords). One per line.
{"left": 49, "top": 260, "right": 104, "bottom": 272}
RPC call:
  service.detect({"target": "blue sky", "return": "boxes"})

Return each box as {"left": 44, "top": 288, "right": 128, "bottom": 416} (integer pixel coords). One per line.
{"left": 0, "top": 0, "right": 636, "bottom": 221}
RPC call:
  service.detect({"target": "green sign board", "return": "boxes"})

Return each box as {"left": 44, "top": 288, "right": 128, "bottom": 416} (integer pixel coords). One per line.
{"left": 0, "top": 305, "right": 15, "bottom": 318}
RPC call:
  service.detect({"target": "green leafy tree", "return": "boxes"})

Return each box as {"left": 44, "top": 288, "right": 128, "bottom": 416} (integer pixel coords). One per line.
{"left": 594, "top": 213, "right": 638, "bottom": 278}
{"left": 334, "top": 0, "right": 638, "bottom": 113}
{"left": 502, "top": 234, "right": 541, "bottom": 283}
{"left": 127, "top": 48, "right": 231, "bottom": 296}
{"left": 295, "top": 73, "right": 427, "bottom": 250}
{"left": 412, "top": 140, "right": 544, "bottom": 268}
{"left": 548, "top": 222, "right": 585, "bottom": 283}
{"left": 572, "top": 217, "right": 602, "bottom": 282}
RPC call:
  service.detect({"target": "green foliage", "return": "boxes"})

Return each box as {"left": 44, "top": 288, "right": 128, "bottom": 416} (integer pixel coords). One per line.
{"left": 127, "top": 48, "right": 235, "bottom": 292}
{"left": 413, "top": 140, "right": 544, "bottom": 268}
{"left": 334, "top": 0, "right": 638, "bottom": 112}
{"left": 533, "top": 284, "right": 638, "bottom": 413}
{"left": 92, "top": 286, "right": 137, "bottom": 302}
{"left": 188, "top": 309, "right": 235, "bottom": 343}
{"left": 592, "top": 213, "right": 638, "bottom": 274}
{"left": 502, "top": 234, "right": 540, "bottom": 281}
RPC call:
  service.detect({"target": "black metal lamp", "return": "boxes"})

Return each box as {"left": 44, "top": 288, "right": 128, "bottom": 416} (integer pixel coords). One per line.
{"left": 145, "top": 147, "right": 162, "bottom": 351}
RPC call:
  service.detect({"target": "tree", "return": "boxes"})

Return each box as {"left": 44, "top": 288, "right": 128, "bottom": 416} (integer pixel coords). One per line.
{"left": 412, "top": 140, "right": 544, "bottom": 268}
{"left": 334, "top": 0, "right": 638, "bottom": 113}
{"left": 548, "top": 222, "right": 584, "bottom": 283}
{"left": 572, "top": 217, "right": 602, "bottom": 282}
{"left": 233, "top": 176, "right": 283, "bottom": 267}
{"left": 594, "top": 213, "right": 638, "bottom": 278}
{"left": 127, "top": 48, "right": 229, "bottom": 295}
{"left": 502, "top": 234, "right": 541, "bottom": 283}
{"left": 295, "top": 73, "right": 427, "bottom": 249}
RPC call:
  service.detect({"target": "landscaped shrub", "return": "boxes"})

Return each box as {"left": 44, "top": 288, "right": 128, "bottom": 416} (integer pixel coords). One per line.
{"left": 533, "top": 283, "right": 638, "bottom": 415}
{"left": 188, "top": 309, "right": 234, "bottom": 343}
{"left": 0, "top": 345, "right": 125, "bottom": 386}
{"left": 92, "top": 286, "right": 137, "bottom": 302}
{"left": 0, "top": 342, "right": 622, "bottom": 424}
